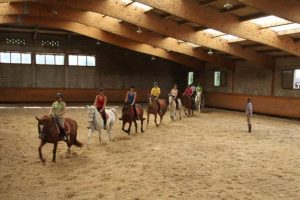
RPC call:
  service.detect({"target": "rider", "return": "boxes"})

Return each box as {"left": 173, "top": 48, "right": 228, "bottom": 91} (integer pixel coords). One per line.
{"left": 93, "top": 88, "right": 107, "bottom": 130}
{"left": 183, "top": 84, "right": 195, "bottom": 109}
{"left": 124, "top": 86, "right": 139, "bottom": 120}
{"left": 196, "top": 83, "right": 202, "bottom": 95}
{"left": 151, "top": 82, "right": 161, "bottom": 113}
{"left": 50, "top": 92, "right": 67, "bottom": 141}
{"left": 170, "top": 83, "right": 179, "bottom": 109}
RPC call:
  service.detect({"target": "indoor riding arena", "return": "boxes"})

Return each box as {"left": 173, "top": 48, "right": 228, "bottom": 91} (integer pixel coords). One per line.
{"left": 1, "top": 0, "right": 300, "bottom": 200}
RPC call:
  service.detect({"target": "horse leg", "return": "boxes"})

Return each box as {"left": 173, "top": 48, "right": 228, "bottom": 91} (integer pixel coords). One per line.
{"left": 170, "top": 109, "right": 173, "bottom": 121}
{"left": 38, "top": 141, "right": 46, "bottom": 162}
{"left": 179, "top": 107, "right": 182, "bottom": 120}
{"left": 141, "top": 119, "right": 144, "bottom": 133}
{"left": 173, "top": 108, "right": 176, "bottom": 121}
{"left": 107, "top": 126, "right": 112, "bottom": 141}
{"left": 87, "top": 129, "right": 93, "bottom": 148}
{"left": 133, "top": 120, "right": 138, "bottom": 133}
{"left": 127, "top": 121, "right": 132, "bottom": 135}
{"left": 98, "top": 129, "right": 102, "bottom": 145}
{"left": 154, "top": 114, "right": 159, "bottom": 127}
{"left": 159, "top": 114, "right": 164, "bottom": 126}
{"left": 147, "top": 113, "right": 150, "bottom": 128}
{"left": 122, "top": 120, "right": 126, "bottom": 133}
{"left": 52, "top": 142, "right": 58, "bottom": 162}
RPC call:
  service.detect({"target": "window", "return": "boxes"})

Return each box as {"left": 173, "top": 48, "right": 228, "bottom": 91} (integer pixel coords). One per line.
{"left": 282, "top": 69, "right": 300, "bottom": 89}
{"left": 0, "top": 51, "right": 32, "bottom": 64}
{"left": 35, "top": 53, "right": 65, "bottom": 65}
{"left": 214, "top": 70, "right": 226, "bottom": 87}
{"left": 294, "top": 70, "right": 300, "bottom": 89}
{"left": 188, "top": 72, "right": 194, "bottom": 85}
{"left": 68, "top": 55, "right": 96, "bottom": 67}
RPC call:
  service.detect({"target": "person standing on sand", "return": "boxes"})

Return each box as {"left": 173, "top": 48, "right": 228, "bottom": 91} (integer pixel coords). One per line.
{"left": 246, "top": 98, "right": 253, "bottom": 133}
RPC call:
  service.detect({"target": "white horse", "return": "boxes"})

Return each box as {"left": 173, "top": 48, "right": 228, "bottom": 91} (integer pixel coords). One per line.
{"left": 168, "top": 95, "right": 183, "bottom": 121}
{"left": 87, "top": 105, "right": 117, "bottom": 146}
{"left": 195, "top": 92, "right": 202, "bottom": 112}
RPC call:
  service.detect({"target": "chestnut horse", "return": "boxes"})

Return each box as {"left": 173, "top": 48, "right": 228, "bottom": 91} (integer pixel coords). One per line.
{"left": 36, "top": 116, "right": 83, "bottom": 162}
{"left": 120, "top": 102, "right": 145, "bottom": 135}
{"left": 146, "top": 96, "right": 167, "bottom": 127}
{"left": 182, "top": 95, "right": 194, "bottom": 116}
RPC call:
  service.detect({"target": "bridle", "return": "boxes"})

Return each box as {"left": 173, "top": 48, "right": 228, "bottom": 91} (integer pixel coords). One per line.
{"left": 88, "top": 108, "right": 96, "bottom": 125}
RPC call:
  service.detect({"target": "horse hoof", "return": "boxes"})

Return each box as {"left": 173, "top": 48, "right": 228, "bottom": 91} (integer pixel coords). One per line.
{"left": 52, "top": 159, "right": 56, "bottom": 162}
{"left": 41, "top": 159, "right": 46, "bottom": 163}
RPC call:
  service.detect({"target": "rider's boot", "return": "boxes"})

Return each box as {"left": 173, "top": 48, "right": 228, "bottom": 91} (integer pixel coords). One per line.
{"left": 103, "top": 120, "right": 107, "bottom": 130}
{"left": 59, "top": 128, "right": 68, "bottom": 142}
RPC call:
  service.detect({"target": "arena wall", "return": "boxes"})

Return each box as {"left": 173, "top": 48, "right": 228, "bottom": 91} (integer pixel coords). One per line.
{"left": 0, "top": 32, "right": 193, "bottom": 102}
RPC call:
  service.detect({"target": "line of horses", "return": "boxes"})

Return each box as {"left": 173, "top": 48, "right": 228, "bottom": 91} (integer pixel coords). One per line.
{"left": 35, "top": 92, "right": 204, "bottom": 162}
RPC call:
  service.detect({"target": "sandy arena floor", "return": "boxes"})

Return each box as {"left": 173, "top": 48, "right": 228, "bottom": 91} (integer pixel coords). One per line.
{"left": 0, "top": 105, "right": 300, "bottom": 200}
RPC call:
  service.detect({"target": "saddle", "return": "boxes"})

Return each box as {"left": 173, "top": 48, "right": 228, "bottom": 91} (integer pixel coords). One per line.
{"left": 55, "top": 121, "right": 70, "bottom": 134}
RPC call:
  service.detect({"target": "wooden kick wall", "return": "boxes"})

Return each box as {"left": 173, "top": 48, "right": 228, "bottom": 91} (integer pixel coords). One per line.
{"left": 205, "top": 92, "right": 300, "bottom": 119}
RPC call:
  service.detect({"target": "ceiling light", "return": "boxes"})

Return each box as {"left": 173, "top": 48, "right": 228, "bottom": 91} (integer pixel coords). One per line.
{"left": 132, "top": 2, "right": 153, "bottom": 11}
{"left": 223, "top": 1, "right": 233, "bottom": 10}
{"left": 208, "top": 49, "right": 213, "bottom": 55}
{"left": 136, "top": 27, "right": 142, "bottom": 34}
{"left": 151, "top": 56, "right": 156, "bottom": 60}
{"left": 177, "top": 40, "right": 185, "bottom": 44}
{"left": 52, "top": 10, "right": 59, "bottom": 15}
{"left": 96, "top": 41, "right": 101, "bottom": 45}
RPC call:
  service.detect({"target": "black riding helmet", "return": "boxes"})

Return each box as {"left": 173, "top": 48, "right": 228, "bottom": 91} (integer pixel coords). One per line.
{"left": 56, "top": 92, "right": 63, "bottom": 99}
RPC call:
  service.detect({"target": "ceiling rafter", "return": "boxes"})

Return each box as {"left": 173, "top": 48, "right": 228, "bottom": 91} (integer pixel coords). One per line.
{"left": 0, "top": 15, "right": 202, "bottom": 69}
{"left": 0, "top": 2, "right": 234, "bottom": 68}
{"left": 20, "top": 0, "right": 273, "bottom": 68}
{"left": 236, "top": 0, "right": 300, "bottom": 23}
{"left": 135, "top": 0, "right": 300, "bottom": 59}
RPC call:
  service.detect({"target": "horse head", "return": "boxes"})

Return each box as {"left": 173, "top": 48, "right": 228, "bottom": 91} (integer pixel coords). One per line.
{"left": 168, "top": 94, "right": 174, "bottom": 104}
{"left": 148, "top": 95, "right": 156, "bottom": 106}
{"left": 35, "top": 115, "right": 52, "bottom": 138}
{"left": 87, "top": 105, "right": 96, "bottom": 125}
{"left": 122, "top": 102, "right": 131, "bottom": 115}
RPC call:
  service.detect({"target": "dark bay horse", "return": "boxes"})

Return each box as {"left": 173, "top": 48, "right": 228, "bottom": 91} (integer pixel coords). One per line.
{"left": 120, "top": 103, "right": 145, "bottom": 135}
{"left": 36, "top": 115, "right": 83, "bottom": 162}
{"left": 182, "top": 95, "right": 194, "bottom": 116}
{"left": 146, "top": 96, "right": 167, "bottom": 127}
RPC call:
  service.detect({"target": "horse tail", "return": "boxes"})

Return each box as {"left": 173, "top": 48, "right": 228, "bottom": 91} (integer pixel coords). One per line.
{"left": 73, "top": 138, "right": 83, "bottom": 147}
{"left": 71, "top": 120, "right": 83, "bottom": 147}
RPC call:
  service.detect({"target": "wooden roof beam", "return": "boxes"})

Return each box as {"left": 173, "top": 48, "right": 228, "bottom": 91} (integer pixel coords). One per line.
{"left": 236, "top": 0, "right": 300, "bottom": 23}
{"left": 137, "top": 0, "right": 300, "bottom": 67}
{"left": 25, "top": 0, "right": 273, "bottom": 68}
{"left": 1, "top": 2, "right": 233, "bottom": 68}
{"left": 0, "top": 15, "right": 202, "bottom": 69}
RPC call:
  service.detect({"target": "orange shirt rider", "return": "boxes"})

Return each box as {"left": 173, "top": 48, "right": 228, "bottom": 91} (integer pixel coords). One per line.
{"left": 93, "top": 88, "right": 107, "bottom": 129}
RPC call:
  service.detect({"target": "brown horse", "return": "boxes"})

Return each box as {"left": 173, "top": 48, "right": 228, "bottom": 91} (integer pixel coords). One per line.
{"left": 182, "top": 95, "right": 194, "bottom": 116}
{"left": 120, "top": 102, "right": 145, "bottom": 135}
{"left": 146, "top": 96, "right": 167, "bottom": 127}
{"left": 36, "top": 115, "right": 83, "bottom": 162}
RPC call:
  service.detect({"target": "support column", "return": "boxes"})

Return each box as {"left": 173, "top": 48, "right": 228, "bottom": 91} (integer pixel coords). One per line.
{"left": 64, "top": 53, "right": 68, "bottom": 88}
{"left": 231, "top": 64, "right": 236, "bottom": 93}
{"left": 32, "top": 52, "right": 36, "bottom": 87}
{"left": 271, "top": 67, "right": 276, "bottom": 96}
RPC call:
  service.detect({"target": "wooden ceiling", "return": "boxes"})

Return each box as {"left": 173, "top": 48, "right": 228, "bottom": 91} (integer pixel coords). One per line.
{"left": 0, "top": 0, "right": 299, "bottom": 69}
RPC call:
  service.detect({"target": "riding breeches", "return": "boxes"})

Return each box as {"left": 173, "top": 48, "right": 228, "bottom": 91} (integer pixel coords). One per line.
{"left": 52, "top": 117, "right": 65, "bottom": 129}
{"left": 97, "top": 108, "right": 107, "bottom": 123}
